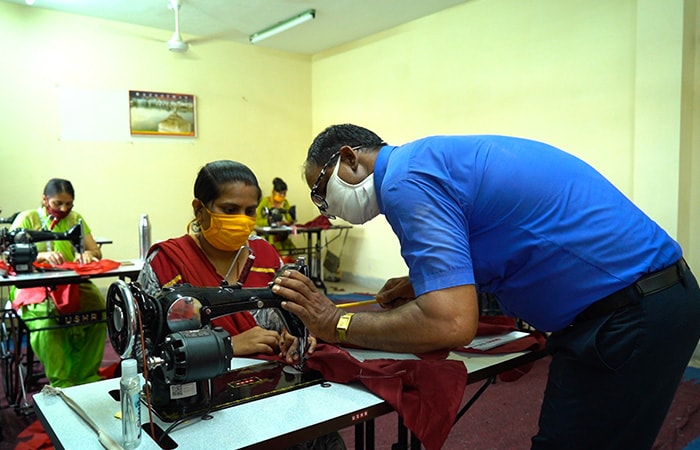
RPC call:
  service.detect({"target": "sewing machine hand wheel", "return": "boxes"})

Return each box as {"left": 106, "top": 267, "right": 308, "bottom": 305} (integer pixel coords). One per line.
{"left": 106, "top": 279, "right": 139, "bottom": 358}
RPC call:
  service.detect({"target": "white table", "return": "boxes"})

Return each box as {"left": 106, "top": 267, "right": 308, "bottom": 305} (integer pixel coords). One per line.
{"left": 0, "top": 259, "right": 144, "bottom": 414}
{"left": 33, "top": 349, "right": 546, "bottom": 450}
{"left": 0, "top": 259, "right": 143, "bottom": 289}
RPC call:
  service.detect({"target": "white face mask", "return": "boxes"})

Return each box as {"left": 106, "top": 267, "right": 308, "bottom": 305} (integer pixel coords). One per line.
{"left": 324, "top": 160, "right": 380, "bottom": 224}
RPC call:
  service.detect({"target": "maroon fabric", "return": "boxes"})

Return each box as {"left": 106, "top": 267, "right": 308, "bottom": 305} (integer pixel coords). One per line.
{"left": 300, "top": 215, "right": 333, "bottom": 229}
{"left": 298, "top": 318, "right": 545, "bottom": 448}
{"left": 148, "top": 235, "right": 282, "bottom": 336}
{"left": 457, "top": 315, "right": 548, "bottom": 381}
{"left": 304, "top": 343, "right": 467, "bottom": 450}
{"left": 462, "top": 316, "right": 547, "bottom": 355}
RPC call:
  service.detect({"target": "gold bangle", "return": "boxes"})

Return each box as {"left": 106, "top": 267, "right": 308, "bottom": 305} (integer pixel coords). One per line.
{"left": 336, "top": 312, "right": 355, "bottom": 343}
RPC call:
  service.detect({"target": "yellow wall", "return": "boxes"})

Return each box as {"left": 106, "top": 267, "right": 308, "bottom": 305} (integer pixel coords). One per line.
{"left": 0, "top": 2, "right": 314, "bottom": 283}
{"left": 1, "top": 0, "right": 697, "bottom": 289}
{"left": 312, "top": 0, "right": 698, "bottom": 284}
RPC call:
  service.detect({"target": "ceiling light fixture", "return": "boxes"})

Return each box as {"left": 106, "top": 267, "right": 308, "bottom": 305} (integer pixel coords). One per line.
{"left": 249, "top": 9, "right": 316, "bottom": 44}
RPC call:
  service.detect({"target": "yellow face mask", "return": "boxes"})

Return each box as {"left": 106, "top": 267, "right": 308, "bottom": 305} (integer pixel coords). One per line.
{"left": 200, "top": 206, "right": 256, "bottom": 252}
{"left": 272, "top": 193, "right": 285, "bottom": 204}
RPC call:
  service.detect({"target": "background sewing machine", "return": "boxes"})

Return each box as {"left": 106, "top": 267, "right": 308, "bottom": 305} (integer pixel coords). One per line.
{"left": 0, "top": 211, "right": 19, "bottom": 225}
{"left": 0, "top": 222, "right": 85, "bottom": 274}
{"left": 104, "top": 257, "right": 321, "bottom": 432}
{"left": 262, "top": 205, "right": 296, "bottom": 227}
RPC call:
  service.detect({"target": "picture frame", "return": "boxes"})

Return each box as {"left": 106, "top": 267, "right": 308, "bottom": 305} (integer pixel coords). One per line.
{"left": 129, "top": 90, "right": 196, "bottom": 137}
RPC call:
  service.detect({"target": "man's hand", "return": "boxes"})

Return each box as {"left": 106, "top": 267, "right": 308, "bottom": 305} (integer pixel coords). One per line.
{"left": 275, "top": 270, "right": 480, "bottom": 354}
{"left": 376, "top": 276, "right": 415, "bottom": 309}
{"left": 273, "top": 270, "right": 343, "bottom": 343}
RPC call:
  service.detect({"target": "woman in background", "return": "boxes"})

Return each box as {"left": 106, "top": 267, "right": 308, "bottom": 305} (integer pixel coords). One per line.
{"left": 11, "top": 178, "right": 105, "bottom": 387}
{"left": 256, "top": 177, "right": 297, "bottom": 256}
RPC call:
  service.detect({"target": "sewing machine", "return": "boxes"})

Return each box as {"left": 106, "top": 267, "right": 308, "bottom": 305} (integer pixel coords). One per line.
{"left": 0, "top": 211, "right": 19, "bottom": 225}
{"left": 105, "top": 257, "right": 321, "bottom": 423}
{"left": 0, "top": 222, "right": 85, "bottom": 273}
{"left": 262, "top": 205, "right": 296, "bottom": 227}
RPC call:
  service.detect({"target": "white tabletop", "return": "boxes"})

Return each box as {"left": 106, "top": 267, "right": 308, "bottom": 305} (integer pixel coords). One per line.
{"left": 0, "top": 259, "right": 143, "bottom": 288}
{"left": 34, "top": 358, "right": 387, "bottom": 450}
{"left": 33, "top": 350, "right": 540, "bottom": 450}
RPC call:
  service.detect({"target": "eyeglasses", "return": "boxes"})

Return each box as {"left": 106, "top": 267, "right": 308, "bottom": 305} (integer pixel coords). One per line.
{"left": 310, "top": 146, "right": 370, "bottom": 217}
{"left": 310, "top": 150, "right": 341, "bottom": 218}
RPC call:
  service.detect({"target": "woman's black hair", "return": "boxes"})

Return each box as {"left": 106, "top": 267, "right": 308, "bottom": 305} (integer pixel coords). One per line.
{"left": 194, "top": 160, "right": 262, "bottom": 206}
{"left": 305, "top": 123, "right": 386, "bottom": 169}
{"left": 272, "top": 177, "right": 288, "bottom": 193}
{"left": 43, "top": 178, "right": 75, "bottom": 199}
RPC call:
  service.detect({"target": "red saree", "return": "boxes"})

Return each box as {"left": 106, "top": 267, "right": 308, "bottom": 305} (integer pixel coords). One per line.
{"left": 147, "top": 234, "right": 282, "bottom": 336}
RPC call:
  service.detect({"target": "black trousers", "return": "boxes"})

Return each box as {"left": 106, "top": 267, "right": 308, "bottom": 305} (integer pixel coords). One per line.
{"left": 532, "top": 266, "right": 700, "bottom": 450}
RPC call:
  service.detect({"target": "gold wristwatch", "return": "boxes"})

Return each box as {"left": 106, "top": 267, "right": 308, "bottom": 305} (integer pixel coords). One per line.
{"left": 336, "top": 313, "right": 355, "bottom": 343}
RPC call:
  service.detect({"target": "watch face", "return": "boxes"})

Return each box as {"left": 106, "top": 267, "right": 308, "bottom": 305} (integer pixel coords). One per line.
{"left": 338, "top": 313, "right": 353, "bottom": 328}
{"left": 337, "top": 313, "right": 354, "bottom": 342}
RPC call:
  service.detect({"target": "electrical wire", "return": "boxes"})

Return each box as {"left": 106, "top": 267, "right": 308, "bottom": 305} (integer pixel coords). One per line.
{"left": 135, "top": 298, "right": 156, "bottom": 442}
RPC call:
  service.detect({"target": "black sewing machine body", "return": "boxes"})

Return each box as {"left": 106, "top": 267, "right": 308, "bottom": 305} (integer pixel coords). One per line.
{"left": 0, "top": 222, "right": 85, "bottom": 273}
{"left": 262, "top": 205, "right": 296, "bottom": 227}
{"left": 105, "top": 258, "right": 319, "bottom": 422}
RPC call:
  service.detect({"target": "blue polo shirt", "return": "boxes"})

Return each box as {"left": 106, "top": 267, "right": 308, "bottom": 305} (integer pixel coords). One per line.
{"left": 373, "top": 135, "right": 681, "bottom": 331}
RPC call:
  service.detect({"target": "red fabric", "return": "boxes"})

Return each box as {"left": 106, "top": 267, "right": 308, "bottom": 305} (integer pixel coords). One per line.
{"left": 14, "top": 419, "right": 54, "bottom": 450}
{"left": 297, "top": 318, "right": 545, "bottom": 448}
{"left": 299, "top": 215, "right": 333, "bottom": 229}
{"left": 13, "top": 284, "right": 81, "bottom": 314}
{"left": 14, "top": 260, "right": 121, "bottom": 314}
{"left": 99, "top": 362, "right": 119, "bottom": 380}
{"left": 33, "top": 259, "right": 121, "bottom": 275}
{"left": 148, "top": 235, "right": 282, "bottom": 336}
{"left": 304, "top": 343, "right": 467, "bottom": 450}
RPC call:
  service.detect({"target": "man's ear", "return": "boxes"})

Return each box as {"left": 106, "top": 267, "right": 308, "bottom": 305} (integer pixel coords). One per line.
{"left": 41, "top": 195, "right": 48, "bottom": 207}
{"left": 339, "top": 145, "right": 359, "bottom": 170}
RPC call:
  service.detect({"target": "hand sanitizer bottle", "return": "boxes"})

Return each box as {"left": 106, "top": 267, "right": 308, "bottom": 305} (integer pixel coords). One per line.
{"left": 120, "top": 358, "right": 142, "bottom": 448}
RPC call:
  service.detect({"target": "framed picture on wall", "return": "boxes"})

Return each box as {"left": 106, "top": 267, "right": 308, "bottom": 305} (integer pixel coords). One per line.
{"left": 129, "top": 90, "right": 196, "bottom": 137}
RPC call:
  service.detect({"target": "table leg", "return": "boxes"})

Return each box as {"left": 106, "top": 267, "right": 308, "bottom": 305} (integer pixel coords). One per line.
{"left": 354, "top": 418, "right": 376, "bottom": 450}
{"left": 355, "top": 422, "right": 365, "bottom": 450}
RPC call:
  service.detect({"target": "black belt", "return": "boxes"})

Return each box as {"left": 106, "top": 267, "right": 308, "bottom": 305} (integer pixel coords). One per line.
{"left": 573, "top": 258, "right": 689, "bottom": 324}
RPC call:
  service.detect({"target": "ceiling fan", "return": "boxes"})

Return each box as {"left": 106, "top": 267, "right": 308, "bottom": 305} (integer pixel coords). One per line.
{"left": 166, "top": 0, "right": 189, "bottom": 53}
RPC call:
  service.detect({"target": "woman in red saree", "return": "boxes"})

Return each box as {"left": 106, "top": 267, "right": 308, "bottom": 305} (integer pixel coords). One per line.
{"left": 137, "top": 160, "right": 315, "bottom": 360}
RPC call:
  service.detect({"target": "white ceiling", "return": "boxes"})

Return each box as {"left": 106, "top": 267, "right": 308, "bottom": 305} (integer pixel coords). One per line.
{"left": 0, "top": 0, "right": 468, "bottom": 55}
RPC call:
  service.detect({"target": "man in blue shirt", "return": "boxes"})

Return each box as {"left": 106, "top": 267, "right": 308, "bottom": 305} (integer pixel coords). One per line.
{"left": 275, "top": 123, "right": 700, "bottom": 449}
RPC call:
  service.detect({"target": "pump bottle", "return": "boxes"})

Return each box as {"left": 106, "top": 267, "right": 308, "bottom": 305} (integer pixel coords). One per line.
{"left": 120, "top": 358, "right": 142, "bottom": 449}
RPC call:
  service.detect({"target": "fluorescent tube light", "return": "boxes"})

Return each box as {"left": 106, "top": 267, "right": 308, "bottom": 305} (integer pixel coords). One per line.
{"left": 249, "top": 9, "right": 316, "bottom": 44}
